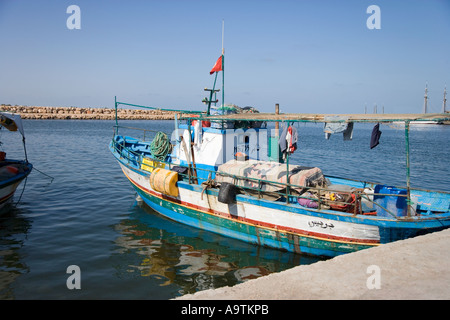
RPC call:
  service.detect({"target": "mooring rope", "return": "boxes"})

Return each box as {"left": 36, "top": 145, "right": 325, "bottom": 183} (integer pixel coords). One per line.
{"left": 14, "top": 175, "right": 28, "bottom": 206}
{"left": 12, "top": 165, "right": 55, "bottom": 207}
{"left": 33, "top": 166, "right": 55, "bottom": 183}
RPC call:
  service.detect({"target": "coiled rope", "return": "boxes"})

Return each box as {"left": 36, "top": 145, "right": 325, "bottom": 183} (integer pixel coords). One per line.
{"left": 150, "top": 131, "right": 170, "bottom": 161}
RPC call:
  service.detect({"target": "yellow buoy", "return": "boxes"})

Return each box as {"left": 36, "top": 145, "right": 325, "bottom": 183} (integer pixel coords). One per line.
{"left": 149, "top": 168, "right": 179, "bottom": 197}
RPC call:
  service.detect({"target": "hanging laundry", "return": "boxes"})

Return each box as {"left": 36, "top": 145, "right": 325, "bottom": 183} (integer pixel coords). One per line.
{"left": 370, "top": 123, "right": 382, "bottom": 149}
{"left": 343, "top": 122, "right": 354, "bottom": 141}
{"left": 287, "top": 125, "right": 298, "bottom": 153}
{"left": 279, "top": 123, "right": 298, "bottom": 154}
{"left": 279, "top": 123, "right": 288, "bottom": 154}
{"left": 323, "top": 116, "right": 353, "bottom": 140}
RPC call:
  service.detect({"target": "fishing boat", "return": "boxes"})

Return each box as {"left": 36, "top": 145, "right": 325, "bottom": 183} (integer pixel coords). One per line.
{"left": 110, "top": 56, "right": 450, "bottom": 258}
{"left": 0, "top": 112, "right": 32, "bottom": 211}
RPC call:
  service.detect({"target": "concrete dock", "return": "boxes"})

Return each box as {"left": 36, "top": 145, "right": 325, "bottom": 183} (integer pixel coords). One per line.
{"left": 176, "top": 228, "right": 450, "bottom": 300}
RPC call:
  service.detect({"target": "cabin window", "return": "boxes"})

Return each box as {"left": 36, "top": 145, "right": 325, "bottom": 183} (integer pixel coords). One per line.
{"left": 234, "top": 134, "right": 250, "bottom": 161}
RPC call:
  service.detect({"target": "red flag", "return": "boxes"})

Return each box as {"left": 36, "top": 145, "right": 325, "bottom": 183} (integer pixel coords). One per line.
{"left": 210, "top": 55, "right": 223, "bottom": 74}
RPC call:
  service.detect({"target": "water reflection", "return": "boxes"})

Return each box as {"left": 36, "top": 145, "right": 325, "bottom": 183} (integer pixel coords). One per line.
{"left": 113, "top": 201, "right": 324, "bottom": 296}
{"left": 0, "top": 206, "right": 32, "bottom": 299}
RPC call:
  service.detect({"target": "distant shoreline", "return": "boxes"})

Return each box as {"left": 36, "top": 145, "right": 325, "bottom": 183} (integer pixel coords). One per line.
{"left": 0, "top": 104, "right": 182, "bottom": 120}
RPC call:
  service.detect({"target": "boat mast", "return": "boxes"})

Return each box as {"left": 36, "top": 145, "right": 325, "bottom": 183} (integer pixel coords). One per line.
{"left": 221, "top": 19, "right": 225, "bottom": 107}
{"left": 423, "top": 84, "right": 428, "bottom": 113}
{"left": 443, "top": 86, "right": 447, "bottom": 113}
{"left": 204, "top": 21, "right": 225, "bottom": 115}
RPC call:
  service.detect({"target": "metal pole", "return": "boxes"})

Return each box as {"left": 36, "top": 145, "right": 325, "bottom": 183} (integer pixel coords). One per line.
{"left": 405, "top": 120, "right": 411, "bottom": 217}
{"left": 274, "top": 104, "right": 281, "bottom": 162}
{"left": 207, "top": 73, "right": 218, "bottom": 115}
{"left": 285, "top": 120, "right": 289, "bottom": 204}
{"left": 275, "top": 104, "right": 279, "bottom": 136}
{"left": 222, "top": 53, "right": 224, "bottom": 107}
{"left": 186, "top": 119, "right": 192, "bottom": 184}
{"left": 222, "top": 20, "right": 225, "bottom": 107}
{"left": 174, "top": 113, "right": 179, "bottom": 143}
{"left": 443, "top": 86, "right": 447, "bottom": 113}
{"left": 114, "top": 96, "right": 118, "bottom": 127}
{"left": 22, "top": 137, "right": 28, "bottom": 162}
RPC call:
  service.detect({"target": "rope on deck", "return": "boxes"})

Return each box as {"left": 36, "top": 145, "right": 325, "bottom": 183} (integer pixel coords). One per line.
{"left": 150, "top": 131, "right": 170, "bottom": 161}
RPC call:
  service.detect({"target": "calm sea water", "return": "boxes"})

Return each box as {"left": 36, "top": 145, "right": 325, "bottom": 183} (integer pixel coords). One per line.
{"left": 0, "top": 119, "right": 448, "bottom": 300}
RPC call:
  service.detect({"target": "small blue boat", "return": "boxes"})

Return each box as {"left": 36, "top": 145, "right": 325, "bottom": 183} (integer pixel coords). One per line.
{"left": 0, "top": 112, "right": 32, "bottom": 211}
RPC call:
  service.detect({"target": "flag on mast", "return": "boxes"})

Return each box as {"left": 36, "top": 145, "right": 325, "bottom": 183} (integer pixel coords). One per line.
{"left": 210, "top": 55, "right": 223, "bottom": 74}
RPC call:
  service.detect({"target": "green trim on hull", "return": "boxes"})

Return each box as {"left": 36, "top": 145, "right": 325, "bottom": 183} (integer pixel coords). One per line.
{"left": 131, "top": 183, "right": 376, "bottom": 257}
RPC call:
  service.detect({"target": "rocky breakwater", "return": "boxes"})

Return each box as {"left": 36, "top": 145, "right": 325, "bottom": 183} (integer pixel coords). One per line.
{"left": 0, "top": 105, "right": 184, "bottom": 120}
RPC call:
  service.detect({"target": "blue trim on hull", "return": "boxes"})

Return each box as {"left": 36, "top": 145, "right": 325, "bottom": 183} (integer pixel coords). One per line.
{"left": 111, "top": 140, "right": 450, "bottom": 255}
{"left": 132, "top": 185, "right": 354, "bottom": 257}
{"left": 0, "top": 160, "right": 33, "bottom": 189}
{"left": 177, "top": 179, "right": 450, "bottom": 241}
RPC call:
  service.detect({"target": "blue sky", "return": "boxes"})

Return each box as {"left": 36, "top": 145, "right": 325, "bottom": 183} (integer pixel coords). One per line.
{"left": 1, "top": 0, "right": 449, "bottom": 114}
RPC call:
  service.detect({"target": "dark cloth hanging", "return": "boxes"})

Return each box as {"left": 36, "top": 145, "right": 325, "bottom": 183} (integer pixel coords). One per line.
{"left": 370, "top": 123, "right": 382, "bottom": 149}
{"left": 343, "top": 122, "right": 354, "bottom": 141}
{"left": 279, "top": 124, "right": 288, "bottom": 153}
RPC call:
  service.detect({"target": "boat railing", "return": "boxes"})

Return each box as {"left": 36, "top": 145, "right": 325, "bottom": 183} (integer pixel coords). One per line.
{"left": 208, "top": 169, "right": 409, "bottom": 219}
{"left": 111, "top": 99, "right": 450, "bottom": 220}
{"left": 110, "top": 135, "right": 413, "bottom": 219}
{"left": 113, "top": 124, "right": 173, "bottom": 142}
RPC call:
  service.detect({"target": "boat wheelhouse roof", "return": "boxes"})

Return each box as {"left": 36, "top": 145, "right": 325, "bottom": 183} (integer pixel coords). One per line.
{"left": 113, "top": 97, "right": 450, "bottom": 123}
{"left": 187, "top": 112, "right": 450, "bottom": 124}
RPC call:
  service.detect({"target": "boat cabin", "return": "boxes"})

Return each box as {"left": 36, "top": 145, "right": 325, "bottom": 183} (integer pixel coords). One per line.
{"left": 172, "top": 121, "right": 268, "bottom": 183}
